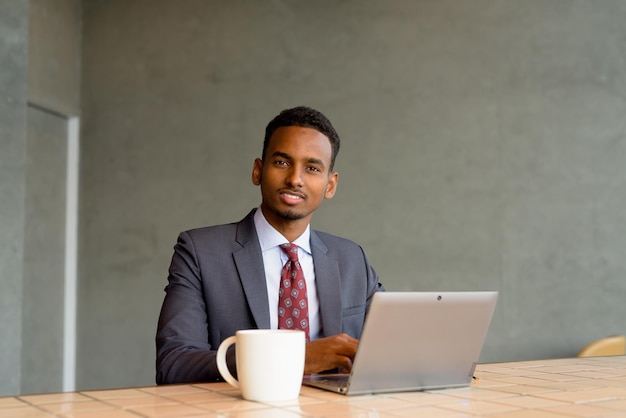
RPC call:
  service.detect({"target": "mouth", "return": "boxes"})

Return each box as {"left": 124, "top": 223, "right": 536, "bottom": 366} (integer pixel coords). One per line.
{"left": 279, "top": 190, "right": 305, "bottom": 205}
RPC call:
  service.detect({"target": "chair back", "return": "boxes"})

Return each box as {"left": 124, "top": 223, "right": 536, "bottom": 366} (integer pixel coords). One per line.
{"left": 577, "top": 335, "right": 626, "bottom": 357}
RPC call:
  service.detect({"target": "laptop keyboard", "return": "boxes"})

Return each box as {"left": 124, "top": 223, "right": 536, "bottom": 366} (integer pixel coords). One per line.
{"left": 311, "top": 375, "right": 349, "bottom": 389}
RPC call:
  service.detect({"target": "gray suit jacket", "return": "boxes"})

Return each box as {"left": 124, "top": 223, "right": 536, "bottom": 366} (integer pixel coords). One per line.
{"left": 156, "top": 209, "right": 384, "bottom": 384}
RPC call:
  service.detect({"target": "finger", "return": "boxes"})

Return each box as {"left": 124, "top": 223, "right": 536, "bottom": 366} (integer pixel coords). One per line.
{"left": 335, "top": 338, "right": 359, "bottom": 358}
{"left": 337, "top": 356, "right": 353, "bottom": 373}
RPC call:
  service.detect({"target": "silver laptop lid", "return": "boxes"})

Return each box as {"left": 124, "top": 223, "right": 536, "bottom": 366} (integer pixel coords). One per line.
{"left": 346, "top": 291, "right": 498, "bottom": 395}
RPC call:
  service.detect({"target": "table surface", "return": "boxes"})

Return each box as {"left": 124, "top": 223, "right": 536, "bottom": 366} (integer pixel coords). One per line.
{"left": 3, "top": 356, "right": 626, "bottom": 417}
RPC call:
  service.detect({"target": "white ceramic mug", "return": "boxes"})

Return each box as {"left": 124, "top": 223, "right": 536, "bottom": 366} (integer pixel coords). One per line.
{"left": 216, "top": 329, "right": 305, "bottom": 402}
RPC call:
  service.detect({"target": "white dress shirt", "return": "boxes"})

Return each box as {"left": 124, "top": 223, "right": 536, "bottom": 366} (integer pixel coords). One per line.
{"left": 253, "top": 208, "right": 320, "bottom": 340}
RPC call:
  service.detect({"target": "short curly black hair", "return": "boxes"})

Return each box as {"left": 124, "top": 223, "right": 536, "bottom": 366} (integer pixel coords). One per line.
{"left": 263, "top": 106, "right": 341, "bottom": 171}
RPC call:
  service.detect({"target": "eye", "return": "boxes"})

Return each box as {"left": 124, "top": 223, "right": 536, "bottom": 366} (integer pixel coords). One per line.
{"left": 306, "top": 166, "right": 322, "bottom": 173}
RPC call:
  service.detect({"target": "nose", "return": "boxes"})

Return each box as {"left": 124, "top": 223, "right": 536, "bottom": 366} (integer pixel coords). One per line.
{"left": 285, "top": 166, "right": 304, "bottom": 187}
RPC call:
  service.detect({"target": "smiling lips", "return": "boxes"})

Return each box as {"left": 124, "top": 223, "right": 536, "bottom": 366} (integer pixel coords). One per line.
{"left": 279, "top": 190, "right": 305, "bottom": 205}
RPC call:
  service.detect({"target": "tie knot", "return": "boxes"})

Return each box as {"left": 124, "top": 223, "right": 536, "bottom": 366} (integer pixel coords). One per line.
{"left": 280, "top": 243, "right": 299, "bottom": 262}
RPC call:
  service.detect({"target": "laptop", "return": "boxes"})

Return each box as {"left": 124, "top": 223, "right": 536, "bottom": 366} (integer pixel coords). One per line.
{"left": 302, "top": 291, "right": 498, "bottom": 395}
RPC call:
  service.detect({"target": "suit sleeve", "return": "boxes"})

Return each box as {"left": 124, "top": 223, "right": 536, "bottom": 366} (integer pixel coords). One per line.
{"left": 364, "top": 246, "right": 385, "bottom": 307}
{"left": 155, "top": 232, "right": 236, "bottom": 384}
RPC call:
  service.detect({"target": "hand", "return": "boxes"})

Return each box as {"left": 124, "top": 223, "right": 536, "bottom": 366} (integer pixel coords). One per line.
{"left": 304, "top": 333, "right": 359, "bottom": 375}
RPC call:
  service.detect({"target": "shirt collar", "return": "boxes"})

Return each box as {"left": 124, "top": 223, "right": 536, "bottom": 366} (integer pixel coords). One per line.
{"left": 253, "top": 207, "right": 311, "bottom": 255}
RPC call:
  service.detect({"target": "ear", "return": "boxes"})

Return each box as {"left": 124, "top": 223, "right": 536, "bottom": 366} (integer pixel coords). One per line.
{"left": 252, "top": 158, "right": 263, "bottom": 186}
{"left": 324, "top": 171, "right": 339, "bottom": 199}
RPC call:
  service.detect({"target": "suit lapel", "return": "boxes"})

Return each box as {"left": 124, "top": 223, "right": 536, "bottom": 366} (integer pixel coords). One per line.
{"left": 233, "top": 210, "right": 271, "bottom": 329}
{"left": 311, "top": 231, "right": 343, "bottom": 337}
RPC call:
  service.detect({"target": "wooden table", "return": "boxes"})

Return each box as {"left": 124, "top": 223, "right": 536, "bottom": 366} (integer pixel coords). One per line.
{"left": 3, "top": 356, "right": 626, "bottom": 417}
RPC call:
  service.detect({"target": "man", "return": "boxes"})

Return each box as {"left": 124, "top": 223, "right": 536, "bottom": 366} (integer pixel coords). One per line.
{"left": 156, "top": 106, "right": 384, "bottom": 384}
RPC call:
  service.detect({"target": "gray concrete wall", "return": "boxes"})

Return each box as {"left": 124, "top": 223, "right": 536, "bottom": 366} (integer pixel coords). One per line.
{"left": 78, "top": 0, "right": 626, "bottom": 390}
{"left": 0, "top": 0, "right": 81, "bottom": 396}
{"left": 28, "top": 0, "right": 81, "bottom": 114}
{"left": 22, "top": 0, "right": 82, "bottom": 395}
{"left": 21, "top": 106, "right": 69, "bottom": 394}
{"left": 0, "top": 0, "right": 29, "bottom": 396}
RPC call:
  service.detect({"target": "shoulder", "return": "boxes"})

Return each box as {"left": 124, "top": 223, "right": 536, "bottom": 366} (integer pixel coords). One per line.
{"left": 183, "top": 222, "right": 237, "bottom": 239}
{"left": 176, "top": 209, "right": 257, "bottom": 249}
{"left": 311, "top": 230, "right": 380, "bottom": 284}
{"left": 312, "top": 229, "right": 367, "bottom": 257}
{"left": 177, "top": 220, "right": 238, "bottom": 246}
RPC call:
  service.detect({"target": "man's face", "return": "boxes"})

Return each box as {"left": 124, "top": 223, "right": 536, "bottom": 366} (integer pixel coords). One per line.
{"left": 252, "top": 126, "right": 338, "bottom": 229}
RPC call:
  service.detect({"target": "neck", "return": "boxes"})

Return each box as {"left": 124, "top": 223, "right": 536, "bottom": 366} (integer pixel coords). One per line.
{"left": 259, "top": 206, "right": 310, "bottom": 242}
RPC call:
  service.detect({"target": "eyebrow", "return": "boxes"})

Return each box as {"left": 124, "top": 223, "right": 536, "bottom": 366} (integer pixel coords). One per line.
{"left": 271, "top": 151, "right": 326, "bottom": 168}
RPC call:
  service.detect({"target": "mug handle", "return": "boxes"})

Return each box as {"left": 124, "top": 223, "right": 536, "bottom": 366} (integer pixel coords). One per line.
{"left": 216, "top": 335, "right": 239, "bottom": 388}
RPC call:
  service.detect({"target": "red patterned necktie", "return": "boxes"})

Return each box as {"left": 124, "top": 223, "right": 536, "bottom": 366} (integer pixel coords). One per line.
{"left": 278, "top": 243, "right": 310, "bottom": 341}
